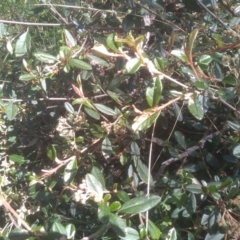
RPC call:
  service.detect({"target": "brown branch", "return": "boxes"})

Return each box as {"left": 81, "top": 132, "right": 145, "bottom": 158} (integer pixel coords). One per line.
{"left": 154, "top": 130, "right": 225, "bottom": 181}
{"left": 219, "top": 0, "right": 240, "bottom": 16}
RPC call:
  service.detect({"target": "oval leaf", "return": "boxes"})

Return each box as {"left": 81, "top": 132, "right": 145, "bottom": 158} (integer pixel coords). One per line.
{"left": 125, "top": 58, "right": 141, "bottom": 74}
{"left": 5, "top": 102, "right": 18, "bottom": 120}
{"left": 85, "top": 173, "right": 104, "bottom": 198}
{"left": 118, "top": 195, "right": 161, "bottom": 214}
{"left": 34, "top": 52, "right": 57, "bottom": 64}
{"left": 94, "top": 103, "right": 116, "bottom": 116}
{"left": 69, "top": 58, "right": 92, "bottom": 70}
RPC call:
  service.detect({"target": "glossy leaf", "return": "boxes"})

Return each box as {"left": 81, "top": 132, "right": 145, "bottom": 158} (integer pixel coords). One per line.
{"left": 98, "top": 203, "right": 111, "bottom": 223}
{"left": 94, "top": 103, "right": 116, "bottom": 116}
{"left": 15, "top": 31, "right": 31, "bottom": 57}
{"left": 110, "top": 201, "right": 121, "bottom": 212}
{"left": 65, "top": 224, "right": 76, "bottom": 239}
{"left": 47, "top": 144, "right": 57, "bottom": 161}
{"left": 5, "top": 102, "right": 18, "bottom": 120}
{"left": 154, "top": 57, "right": 169, "bottom": 71}
{"left": 186, "top": 193, "right": 197, "bottom": 214}
{"left": 64, "top": 102, "right": 75, "bottom": 114}
{"left": 86, "top": 173, "right": 104, "bottom": 198}
{"left": 125, "top": 58, "right": 141, "bottom": 74}
{"left": 86, "top": 54, "right": 109, "bottom": 67}
{"left": 52, "top": 222, "right": 67, "bottom": 235}
{"left": 64, "top": 29, "right": 76, "bottom": 47}
{"left": 118, "top": 195, "right": 161, "bottom": 214}
{"left": 69, "top": 58, "right": 92, "bottom": 70}
{"left": 91, "top": 166, "right": 105, "bottom": 188}
{"left": 134, "top": 159, "right": 154, "bottom": 186}
{"left": 34, "top": 52, "right": 57, "bottom": 64}
{"left": 106, "top": 33, "right": 119, "bottom": 52}
{"left": 102, "top": 137, "right": 113, "bottom": 160}
{"left": 146, "top": 77, "right": 162, "bottom": 107}
{"left": 109, "top": 213, "right": 127, "bottom": 237}
{"left": 185, "top": 184, "right": 202, "bottom": 194}
{"left": 171, "top": 49, "right": 189, "bottom": 63}
{"left": 64, "top": 158, "right": 77, "bottom": 183}
{"left": 174, "top": 131, "right": 187, "bottom": 150}
{"left": 117, "top": 190, "right": 130, "bottom": 202}
{"left": 233, "top": 145, "right": 240, "bottom": 158}
{"left": 188, "top": 93, "right": 204, "bottom": 120}
{"left": 132, "top": 110, "right": 161, "bottom": 131}
{"left": 187, "top": 29, "right": 199, "bottom": 55}
{"left": 121, "top": 227, "right": 140, "bottom": 240}
{"left": 148, "top": 219, "right": 161, "bottom": 240}
{"left": 84, "top": 106, "right": 101, "bottom": 120}
{"left": 166, "top": 228, "right": 177, "bottom": 240}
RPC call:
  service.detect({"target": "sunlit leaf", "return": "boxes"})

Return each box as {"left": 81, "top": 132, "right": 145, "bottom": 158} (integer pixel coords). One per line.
{"left": 86, "top": 173, "right": 104, "bottom": 198}
{"left": 132, "top": 110, "right": 161, "bottom": 131}
{"left": 106, "top": 33, "right": 119, "bottom": 52}
{"left": 64, "top": 29, "right": 76, "bottom": 47}
{"left": 188, "top": 93, "right": 204, "bottom": 120}
{"left": 102, "top": 137, "right": 112, "bottom": 160}
{"left": 64, "top": 158, "right": 77, "bottom": 183}
{"left": 9, "top": 154, "right": 25, "bottom": 164}
{"left": 5, "top": 102, "right": 18, "bottom": 120}
{"left": 34, "top": 52, "right": 57, "bottom": 64}
{"left": 52, "top": 222, "right": 67, "bottom": 235}
{"left": 146, "top": 77, "right": 162, "bottom": 107}
{"left": 94, "top": 103, "right": 116, "bottom": 116}
{"left": 125, "top": 58, "right": 141, "bottom": 74}
{"left": 69, "top": 58, "right": 92, "bottom": 70}
{"left": 166, "top": 228, "right": 177, "bottom": 240}
{"left": 171, "top": 49, "right": 189, "bottom": 63}
{"left": 118, "top": 195, "right": 161, "bottom": 214}
{"left": 15, "top": 31, "right": 31, "bottom": 57}
{"left": 148, "top": 219, "right": 161, "bottom": 240}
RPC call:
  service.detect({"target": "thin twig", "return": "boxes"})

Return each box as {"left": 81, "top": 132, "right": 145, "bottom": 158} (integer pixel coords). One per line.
{"left": 154, "top": 129, "right": 226, "bottom": 181}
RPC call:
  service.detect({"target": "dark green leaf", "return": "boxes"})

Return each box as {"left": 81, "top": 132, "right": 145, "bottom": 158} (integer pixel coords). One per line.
{"left": 106, "top": 33, "right": 119, "bottom": 52}
{"left": 102, "top": 137, "right": 112, "bottom": 160}
{"left": 185, "top": 184, "right": 202, "bottom": 194}
{"left": 91, "top": 166, "right": 105, "bottom": 188}
{"left": 9, "top": 154, "right": 25, "bottom": 164}
{"left": 84, "top": 106, "right": 101, "bottom": 120}
{"left": 148, "top": 219, "right": 161, "bottom": 240}
{"left": 109, "top": 213, "right": 127, "bottom": 237}
{"left": 174, "top": 131, "right": 187, "bottom": 149}
{"left": 86, "top": 54, "right": 109, "bottom": 67}
{"left": 171, "top": 49, "right": 188, "bottom": 63}
{"left": 188, "top": 93, "right": 204, "bottom": 120}
{"left": 118, "top": 195, "right": 161, "bottom": 214}
{"left": 122, "top": 14, "right": 135, "bottom": 32}
{"left": 146, "top": 77, "right": 162, "bottom": 107}
{"left": 117, "top": 190, "right": 130, "bottom": 202}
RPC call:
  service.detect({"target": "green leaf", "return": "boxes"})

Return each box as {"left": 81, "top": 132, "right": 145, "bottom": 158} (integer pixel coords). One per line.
{"left": 5, "top": 102, "right": 18, "bottom": 120}
{"left": 233, "top": 145, "right": 240, "bottom": 158}
{"left": 148, "top": 219, "right": 161, "bottom": 240}
{"left": 9, "top": 154, "right": 25, "bottom": 164}
{"left": 86, "top": 54, "right": 109, "bottom": 67}
{"left": 69, "top": 58, "right": 92, "bottom": 70}
{"left": 110, "top": 201, "right": 121, "bottom": 212}
{"left": 102, "top": 137, "right": 113, "bottom": 160}
{"left": 212, "top": 33, "right": 224, "bottom": 48}
{"left": 47, "top": 144, "right": 57, "bottom": 161}
{"left": 174, "top": 131, "right": 187, "bottom": 149}
{"left": 19, "top": 73, "right": 37, "bottom": 81}
{"left": 227, "top": 121, "right": 240, "bottom": 131}
{"left": 185, "top": 184, "right": 202, "bottom": 194}
{"left": 121, "top": 227, "right": 140, "bottom": 240}
{"left": 187, "top": 29, "right": 198, "bottom": 54}
{"left": 125, "top": 58, "right": 141, "bottom": 74}
{"left": 188, "top": 93, "right": 204, "bottom": 120}
{"left": 84, "top": 106, "right": 100, "bottom": 120}
{"left": 64, "top": 29, "right": 76, "bottom": 47}
{"left": 117, "top": 190, "right": 130, "bottom": 202}
{"left": 146, "top": 77, "right": 162, "bottom": 107}
{"left": 91, "top": 166, "right": 105, "bottom": 188}
{"left": 122, "top": 14, "right": 135, "bottom": 32}
{"left": 85, "top": 173, "right": 104, "bottom": 198}
{"left": 134, "top": 159, "right": 154, "bottom": 187}
{"left": 204, "top": 233, "right": 225, "bottom": 240}
{"left": 109, "top": 213, "right": 127, "bottom": 237}
{"left": 65, "top": 224, "right": 76, "bottom": 239}
{"left": 15, "top": 31, "right": 31, "bottom": 57}
{"left": 132, "top": 110, "right": 161, "bottom": 131}
{"left": 118, "top": 195, "right": 161, "bottom": 214}
{"left": 34, "top": 52, "right": 57, "bottom": 64}
{"left": 64, "top": 158, "right": 77, "bottom": 183}
{"left": 94, "top": 103, "right": 116, "bottom": 116}
{"left": 166, "top": 227, "right": 177, "bottom": 240}
{"left": 154, "top": 57, "right": 169, "bottom": 71}
{"left": 222, "top": 75, "right": 237, "bottom": 86}
{"left": 98, "top": 203, "right": 111, "bottom": 223}
{"left": 171, "top": 49, "right": 188, "bottom": 63}
{"left": 186, "top": 193, "right": 197, "bottom": 214}
{"left": 0, "top": 23, "right": 8, "bottom": 38}
{"left": 106, "top": 33, "right": 119, "bottom": 52}
{"left": 64, "top": 102, "right": 75, "bottom": 114}
{"left": 52, "top": 222, "right": 67, "bottom": 236}
{"left": 198, "top": 55, "right": 213, "bottom": 66}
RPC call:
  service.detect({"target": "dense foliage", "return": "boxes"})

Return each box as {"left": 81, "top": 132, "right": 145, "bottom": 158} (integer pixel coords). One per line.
{"left": 0, "top": 0, "right": 240, "bottom": 239}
